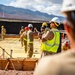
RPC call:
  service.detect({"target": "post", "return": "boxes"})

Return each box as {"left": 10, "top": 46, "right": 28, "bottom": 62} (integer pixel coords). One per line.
{"left": 10, "top": 50, "right": 13, "bottom": 58}
{"left": 3, "top": 49, "right": 5, "bottom": 58}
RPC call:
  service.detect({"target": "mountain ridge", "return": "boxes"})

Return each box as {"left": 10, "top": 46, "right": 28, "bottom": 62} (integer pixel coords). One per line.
{"left": 0, "top": 4, "right": 65, "bottom": 21}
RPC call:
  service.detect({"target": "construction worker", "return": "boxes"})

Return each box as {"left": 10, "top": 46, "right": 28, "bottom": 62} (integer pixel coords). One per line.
{"left": 38, "top": 26, "right": 46, "bottom": 40}
{"left": 42, "top": 22, "right": 50, "bottom": 34}
{"left": 19, "top": 26, "right": 24, "bottom": 35}
{"left": 20, "top": 26, "right": 29, "bottom": 53}
{"left": 19, "top": 26, "right": 24, "bottom": 47}
{"left": 34, "top": 0, "right": 75, "bottom": 75}
{"left": 62, "top": 34, "right": 70, "bottom": 51}
{"left": 27, "top": 24, "right": 34, "bottom": 58}
{"left": 33, "top": 27, "right": 39, "bottom": 39}
{"left": 38, "top": 22, "right": 49, "bottom": 40}
{"left": 42, "top": 22, "right": 48, "bottom": 27}
{"left": 1, "top": 25, "right": 6, "bottom": 40}
{"left": 40, "top": 17, "right": 61, "bottom": 57}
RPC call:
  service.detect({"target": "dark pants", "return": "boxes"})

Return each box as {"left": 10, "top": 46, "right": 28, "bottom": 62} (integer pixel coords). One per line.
{"left": 24, "top": 41, "right": 27, "bottom": 53}
{"left": 57, "top": 33, "right": 62, "bottom": 53}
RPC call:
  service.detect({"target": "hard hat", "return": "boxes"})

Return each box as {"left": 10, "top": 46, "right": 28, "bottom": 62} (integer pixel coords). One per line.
{"left": 61, "top": 0, "right": 75, "bottom": 13}
{"left": 50, "top": 17, "right": 60, "bottom": 26}
{"left": 1, "top": 25, "right": 4, "bottom": 28}
{"left": 28, "top": 24, "right": 33, "bottom": 28}
{"left": 42, "top": 22, "right": 48, "bottom": 26}
{"left": 25, "top": 26, "right": 29, "bottom": 30}
{"left": 21, "top": 26, "right": 24, "bottom": 29}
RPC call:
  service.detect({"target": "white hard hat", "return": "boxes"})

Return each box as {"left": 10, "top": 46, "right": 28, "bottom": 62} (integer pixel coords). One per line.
{"left": 61, "top": 0, "right": 75, "bottom": 13}
{"left": 28, "top": 24, "right": 33, "bottom": 28}
{"left": 50, "top": 17, "right": 60, "bottom": 24}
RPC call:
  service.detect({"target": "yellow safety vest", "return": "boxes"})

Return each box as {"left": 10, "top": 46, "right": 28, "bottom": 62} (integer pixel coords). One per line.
{"left": 28, "top": 40, "right": 33, "bottom": 44}
{"left": 27, "top": 30, "right": 33, "bottom": 44}
{"left": 23, "top": 32, "right": 27, "bottom": 42}
{"left": 40, "top": 29, "right": 60, "bottom": 53}
{"left": 23, "top": 38, "right": 27, "bottom": 41}
{"left": 23, "top": 38, "right": 33, "bottom": 44}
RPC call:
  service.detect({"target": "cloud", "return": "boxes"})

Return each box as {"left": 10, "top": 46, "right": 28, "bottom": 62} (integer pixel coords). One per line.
{"left": 9, "top": 0, "right": 62, "bottom": 16}
{"left": 47, "top": 0, "right": 62, "bottom": 4}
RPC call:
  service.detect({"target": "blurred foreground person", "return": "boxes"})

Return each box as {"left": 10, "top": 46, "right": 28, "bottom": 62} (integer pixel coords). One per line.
{"left": 34, "top": 0, "right": 75, "bottom": 75}
{"left": 1, "top": 25, "right": 6, "bottom": 40}
{"left": 20, "top": 26, "right": 29, "bottom": 53}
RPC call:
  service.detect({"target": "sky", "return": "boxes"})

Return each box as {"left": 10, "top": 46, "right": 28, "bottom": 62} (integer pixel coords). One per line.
{"left": 0, "top": 0, "right": 63, "bottom": 16}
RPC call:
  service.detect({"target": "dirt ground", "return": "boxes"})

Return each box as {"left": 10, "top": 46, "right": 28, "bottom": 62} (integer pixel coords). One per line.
{"left": 0, "top": 37, "right": 69, "bottom": 59}
{"left": 0, "top": 38, "right": 41, "bottom": 58}
{"left": 0, "top": 70, "right": 33, "bottom": 75}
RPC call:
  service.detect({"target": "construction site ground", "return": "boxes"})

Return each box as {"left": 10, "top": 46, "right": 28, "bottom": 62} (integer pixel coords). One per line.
{"left": 0, "top": 37, "right": 67, "bottom": 75}
{"left": 0, "top": 38, "right": 41, "bottom": 75}
{"left": 0, "top": 38, "right": 41, "bottom": 58}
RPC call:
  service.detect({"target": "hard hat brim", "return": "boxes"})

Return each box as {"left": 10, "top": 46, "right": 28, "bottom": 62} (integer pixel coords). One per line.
{"left": 61, "top": 4, "right": 75, "bottom": 13}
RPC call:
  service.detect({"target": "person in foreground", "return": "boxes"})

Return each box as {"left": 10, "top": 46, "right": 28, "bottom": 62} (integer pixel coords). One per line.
{"left": 34, "top": 0, "right": 75, "bottom": 75}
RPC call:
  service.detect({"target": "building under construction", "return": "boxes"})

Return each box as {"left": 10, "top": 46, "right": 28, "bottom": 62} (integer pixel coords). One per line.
{"left": 0, "top": 17, "right": 64, "bottom": 34}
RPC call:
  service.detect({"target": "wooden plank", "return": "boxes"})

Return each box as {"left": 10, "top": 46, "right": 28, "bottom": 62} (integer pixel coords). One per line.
{"left": 23, "top": 58, "right": 38, "bottom": 71}
{"left": 8, "top": 59, "right": 23, "bottom": 70}
{"left": 0, "top": 59, "right": 8, "bottom": 70}
{"left": 0, "top": 58, "right": 38, "bottom": 71}
{"left": 0, "top": 59, "right": 1, "bottom": 69}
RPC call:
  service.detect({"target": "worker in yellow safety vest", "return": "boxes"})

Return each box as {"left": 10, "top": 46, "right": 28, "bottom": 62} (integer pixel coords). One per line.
{"left": 19, "top": 26, "right": 25, "bottom": 47}
{"left": 27, "top": 24, "right": 34, "bottom": 58}
{"left": 20, "top": 26, "right": 29, "bottom": 53}
{"left": 40, "top": 17, "right": 61, "bottom": 57}
{"left": 1, "top": 25, "right": 6, "bottom": 40}
{"left": 38, "top": 22, "right": 50, "bottom": 40}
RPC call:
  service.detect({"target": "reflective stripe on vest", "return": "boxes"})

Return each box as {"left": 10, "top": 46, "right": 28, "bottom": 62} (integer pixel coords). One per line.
{"left": 23, "top": 38, "right": 33, "bottom": 43}
{"left": 28, "top": 40, "right": 33, "bottom": 44}
{"left": 23, "top": 38, "right": 27, "bottom": 41}
{"left": 40, "top": 29, "right": 60, "bottom": 53}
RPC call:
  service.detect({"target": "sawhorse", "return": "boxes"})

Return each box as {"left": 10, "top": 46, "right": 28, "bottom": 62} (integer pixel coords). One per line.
{"left": 5, "top": 58, "right": 15, "bottom": 70}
